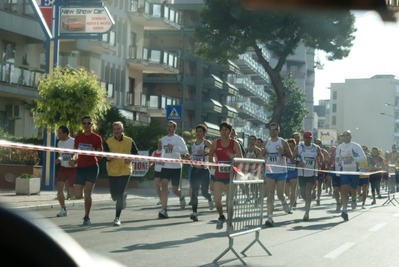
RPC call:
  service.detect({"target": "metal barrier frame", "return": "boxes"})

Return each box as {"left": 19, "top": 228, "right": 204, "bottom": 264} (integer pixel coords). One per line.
{"left": 383, "top": 164, "right": 399, "bottom": 206}
{"left": 213, "top": 158, "right": 271, "bottom": 265}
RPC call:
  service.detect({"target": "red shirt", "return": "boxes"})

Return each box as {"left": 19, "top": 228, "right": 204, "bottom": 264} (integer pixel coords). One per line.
{"left": 74, "top": 132, "right": 103, "bottom": 168}
{"left": 214, "top": 139, "right": 235, "bottom": 179}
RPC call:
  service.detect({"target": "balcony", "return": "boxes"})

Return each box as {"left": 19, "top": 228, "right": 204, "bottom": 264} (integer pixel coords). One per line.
{"left": 129, "top": 0, "right": 181, "bottom": 30}
{"left": 218, "top": 60, "right": 241, "bottom": 75}
{"left": 221, "top": 105, "right": 238, "bottom": 119}
{"left": 235, "top": 54, "right": 270, "bottom": 84}
{"left": 228, "top": 76, "right": 268, "bottom": 105}
{"left": 143, "top": 73, "right": 182, "bottom": 83}
{"left": 127, "top": 45, "right": 180, "bottom": 74}
{"left": 204, "top": 121, "right": 220, "bottom": 137}
{"left": 0, "top": 61, "right": 44, "bottom": 98}
{"left": 203, "top": 74, "right": 223, "bottom": 90}
{"left": 203, "top": 99, "right": 222, "bottom": 113}
{"left": 228, "top": 100, "right": 268, "bottom": 124}
{"left": 76, "top": 39, "right": 116, "bottom": 55}
{"left": 222, "top": 82, "right": 239, "bottom": 97}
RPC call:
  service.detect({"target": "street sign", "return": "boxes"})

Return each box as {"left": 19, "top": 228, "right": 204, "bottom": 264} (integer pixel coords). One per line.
{"left": 166, "top": 105, "right": 182, "bottom": 122}
{"left": 60, "top": 7, "right": 114, "bottom": 34}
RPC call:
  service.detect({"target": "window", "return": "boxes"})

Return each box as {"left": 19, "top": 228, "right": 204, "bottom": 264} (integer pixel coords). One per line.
{"left": 332, "top": 91, "right": 337, "bottom": 100}
{"left": 332, "top": 116, "right": 336, "bottom": 126}
{"left": 332, "top": 103, "right": 337, "bottom": 113}
{"left": 107, "top": 83, "right": 114, "bottom": 98}
{"left": 109, "top": 31, "right": 116, "bottom": 46}
{"left": 2, "top": 41, "right": 16, "bottom": 63}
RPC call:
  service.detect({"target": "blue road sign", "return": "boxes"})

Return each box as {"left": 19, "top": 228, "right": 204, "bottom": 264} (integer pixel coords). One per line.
{"left": 166, "top": 105, "right": 182, "bottom": 122}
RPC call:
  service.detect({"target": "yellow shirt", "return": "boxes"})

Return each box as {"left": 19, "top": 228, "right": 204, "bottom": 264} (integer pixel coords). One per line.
{"left": 106, "top": 136, "right": 134, "bottom": 176}
{"left": 359, "top": 159, "right": 369, "bottom": 178}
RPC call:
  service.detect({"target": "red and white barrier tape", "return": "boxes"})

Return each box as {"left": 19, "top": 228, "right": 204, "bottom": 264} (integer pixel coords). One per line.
{"left": 0, "top": 140, "right": 393, "bottom": 176}
{"left": 0, "top": 140, "right": 228, "bottom": 167}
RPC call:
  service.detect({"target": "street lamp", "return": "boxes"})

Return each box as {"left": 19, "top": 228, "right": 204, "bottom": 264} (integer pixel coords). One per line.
{"left": 385, "top": 103, "right": 396, "bottom": 107}
{"left": 381, "top": 112, "right": 395, "bottom": 118}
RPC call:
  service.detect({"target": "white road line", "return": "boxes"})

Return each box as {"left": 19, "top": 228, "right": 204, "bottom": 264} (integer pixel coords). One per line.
{"left": 323, "top": 242, "right": 355, "bottom": 259}
{"left": 368, "top": 223, "right": 387, "bottom": 232}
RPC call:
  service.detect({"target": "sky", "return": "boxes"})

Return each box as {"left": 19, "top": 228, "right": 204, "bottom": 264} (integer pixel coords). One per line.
{"left": 313, "top": 10, "right": 399, "bottom": 104}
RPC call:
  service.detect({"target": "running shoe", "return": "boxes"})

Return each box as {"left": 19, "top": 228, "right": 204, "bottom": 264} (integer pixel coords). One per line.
{"left": 341, "top": 211, "right": 349, "bottom": 221}
{"left": 288, "top": 207, "right": 293, "bottom": 214}
{"left": 190, "top": 213, "right": 198, "bottom": 222}
{"left": 378, "top": 193, "right": 382, "bottom": 199}
{"left": 158, "top": 209, "right": 169, "bottom": 219}
{"left": 208, "top": 200, "right": 214, "bottom": 210}
{"left": 113, "top": 217, "right": 121, "bottom": 226}
{"left": 122, "top": 192, "right": 127, "bottom": 210}
{"left": 371, "top": 199, "right": 376, "bottom": 205}
{"left": 157, "top": 200, "right": 162, "bottom": 205}
{"left": 303, "top": 212, "right": 309, "bottom": 221}
{"left": 216, "top": 215, "right": 226, "bottom": 230}
{"left": 316, "top": 199, "right": 320, "bottom": 206}
{"left": 361, "top": 204, "right": 366, "bottom": 209}
{"left": 83, "top": 217, "right": 91, "bottom": 225}
{"left": 265, "top": 217, "right": 274, "bottom": 227}
{"left": 180, "top": 194, "right": 186, "bottom": 209}
{"left": 56, "top": 208, "right": 68, "bottom": 217}
{"left": 282, "top": 200, "right": 289, "bottom": 214}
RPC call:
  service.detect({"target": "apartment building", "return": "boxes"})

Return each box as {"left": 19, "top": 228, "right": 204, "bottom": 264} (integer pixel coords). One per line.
{"left": 329, "top": 75, "right": 399, "bottom": 150}
{"left": 0, "top": 0, "right": 314, "bottom": 143}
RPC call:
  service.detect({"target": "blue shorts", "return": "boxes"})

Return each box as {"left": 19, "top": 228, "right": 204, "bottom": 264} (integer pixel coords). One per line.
{"left": 265, "top": 173, "right": 287, "bottom": 182}
{"left": 332, "top": 176, "right": 341, "bottom": 187}
{"left": 213, "top": 177, "right": 230, "bottom": 185}
{"left": 358, "top": 178, "right": 369, "bottom": 186}
{"left": 286, "top": 171, "right": 298, "bottom": 181}
{"left": 340, "top": 174, "right": 359, "bottom": 189}
{"left": 317, "top": 172, "right": 326, "bottom": 182}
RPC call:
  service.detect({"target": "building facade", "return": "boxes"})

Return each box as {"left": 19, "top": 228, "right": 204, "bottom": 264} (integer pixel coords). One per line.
{"left": 329, "top": 75, "right": 399, "bottom": 150}
{"left": 0, "top": 0, "right": 315, "bottom": 144}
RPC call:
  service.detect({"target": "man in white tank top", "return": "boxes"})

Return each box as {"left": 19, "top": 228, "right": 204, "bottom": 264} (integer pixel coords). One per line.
{"left": 292, "top": 131, "right": 323, "bottom": 222}
{"left": 257, "top": 122, "right": 293, "bottom": 227}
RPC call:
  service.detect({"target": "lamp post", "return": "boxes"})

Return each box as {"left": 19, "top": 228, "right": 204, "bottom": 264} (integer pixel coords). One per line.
{"left": 381, "top": 112, "right": 395, "bottom": 118}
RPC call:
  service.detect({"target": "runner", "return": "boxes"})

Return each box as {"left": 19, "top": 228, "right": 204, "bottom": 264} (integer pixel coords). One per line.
{"left": 208, "top": 121, "right": 243, "bottom": 230}
{"left": 243, "top": 135, "right": 261, "bottom": 202}
{"left": 292, "top": 132, "right": 301, "bottom": 145}
{"left": 388, "top": 145, "right": 399, "bottom": 192}
{"left": 358, "top": 145, "right": 371, "bottom": 209}
{"left": 257, "top": 122, "right": 292, "bottom": 227}
{"left": 314, "top": 138, "right": 330, "bottom": 206}
{"left": 55, "top": 125, "right": 76, "bottom": 217}
{"left": 293, "top": 131, "right": 324, "bottom": 221}
{"left": 369, "top": 147, "right": 384, "bottom": 205}
{"left": 186, "top": 124, "right": 214, "bottom": 222}
{"left": 158, "top": 121, "right": 189, "bottom": 219}
{"left": 71, "top": 115, "right": 103, "bottom": 225}
{"left": 335, "top": 130, "right": 366, "bottom": 221}
{"left": 104, "top": 121, "right": 139, "bottom": 226}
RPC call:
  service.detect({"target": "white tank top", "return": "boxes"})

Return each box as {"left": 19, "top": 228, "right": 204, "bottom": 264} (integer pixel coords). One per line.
{"left": 297, "top": 143, "right": 318, "bottom": 177}
{"left": 191, "top": 140, "right": 207, "bottom": 168}
{"left": 265, "top": 138, "right": 287, "bottom": 174}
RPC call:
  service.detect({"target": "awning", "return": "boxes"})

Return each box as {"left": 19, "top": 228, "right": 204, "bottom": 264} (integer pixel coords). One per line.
{"left": 210, "top": 99, "right": 223, "bottom": 108}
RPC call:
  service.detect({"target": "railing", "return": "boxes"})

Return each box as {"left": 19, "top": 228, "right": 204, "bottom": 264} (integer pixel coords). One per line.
{"left": 228, "top": 75, "right": 268, "bottom": 102}
{"left": 237, "top": 54, "right": 270, "bottom": 84}
{"left": 130, "top": 0, "right": 181, "bottom": 26}
{"left": 0, "top": 61, "right": 44, "bottom": 88}
{"left": 129, "top": 45, "right": 180, "bottom": 69}
{"left": 1, "top": 0, "right": 35, "bottom": 17}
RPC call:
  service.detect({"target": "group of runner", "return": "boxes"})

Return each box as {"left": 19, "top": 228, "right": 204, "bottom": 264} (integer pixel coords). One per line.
{"left": 54, "top": 118, "right": 399, "bottom": 229}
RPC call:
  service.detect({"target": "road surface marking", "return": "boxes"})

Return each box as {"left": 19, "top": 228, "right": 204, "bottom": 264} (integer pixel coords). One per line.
{"left": 368, "top": 223, "right": 387, "bottom": 232}
{"left": 324, "top": 242, "right": 355, "bottom": 259}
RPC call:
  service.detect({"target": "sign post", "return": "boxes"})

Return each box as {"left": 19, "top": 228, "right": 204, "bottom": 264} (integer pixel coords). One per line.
{"left": 30, "top": 0, "right": 115, "bottom": 190}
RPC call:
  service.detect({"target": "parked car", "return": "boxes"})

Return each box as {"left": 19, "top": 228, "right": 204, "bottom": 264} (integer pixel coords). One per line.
{"left": 62, "top": 18, "right": 84, "bottom": 31}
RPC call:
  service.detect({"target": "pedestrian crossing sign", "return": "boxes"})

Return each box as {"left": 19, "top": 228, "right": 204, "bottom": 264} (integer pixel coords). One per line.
{"left": 166, "top": 105, "right": 182, "bottom": 122}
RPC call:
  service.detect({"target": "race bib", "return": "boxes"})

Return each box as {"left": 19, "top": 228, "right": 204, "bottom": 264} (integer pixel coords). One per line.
{"left": 218, "top": 161, "right": 231, "bottom": 173}
{"left": 78, "top": 143, "right": 91, "bottom": 150}
{"left": 61, "top": 153, "right": 72, "bottom": 162}
{"left": 164, "top": 145, "right": 172, "bottom": 154}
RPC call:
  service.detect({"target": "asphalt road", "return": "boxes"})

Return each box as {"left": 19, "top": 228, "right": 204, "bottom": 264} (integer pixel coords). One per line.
{"left": 25, "top": 193, "right": 399, "bottom": 266}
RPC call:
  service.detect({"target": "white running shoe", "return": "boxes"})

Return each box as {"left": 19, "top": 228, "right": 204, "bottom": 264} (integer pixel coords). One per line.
{"left": 157, "top": 200, "right": 162, "bottom": 205}
{"left": 56, "top": 208, "right": 68, "bottom": 217}
{"left": 113, "top": 217, "right": 121, "bottom": 226}
{"left": 180, "top": 194, "right": 186, "bottom": 209}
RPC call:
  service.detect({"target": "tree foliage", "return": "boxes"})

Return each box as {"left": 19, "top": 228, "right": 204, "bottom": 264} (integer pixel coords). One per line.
{"left": 97, "top": 107, "right": 128, "bottom": 139}
{"left": 266, "top": 74, "right": 308, "bottom": 138}
{"left": 124, "top": 120, "right": 165, "bottom": 151}
{"left": 32, "top": 66, "right": 110, "bottom": 135}
{"left": 195, "top": 0, "right": 356, "bottom": 126}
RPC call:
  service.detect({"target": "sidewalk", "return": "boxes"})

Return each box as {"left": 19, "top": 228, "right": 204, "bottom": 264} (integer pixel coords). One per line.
{"left": 0, "top": 180, "right": 190, "bottom": 211}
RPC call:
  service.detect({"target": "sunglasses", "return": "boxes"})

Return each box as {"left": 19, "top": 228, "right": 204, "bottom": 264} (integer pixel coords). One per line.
{"left": 343, "top": 134, "right": 350, "bottom": 137}
{"left": 269, "top": 128, "right": 278, "bottom": 131}
{"left": 82, "top": 122, "right": 93, "bottom": 125}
